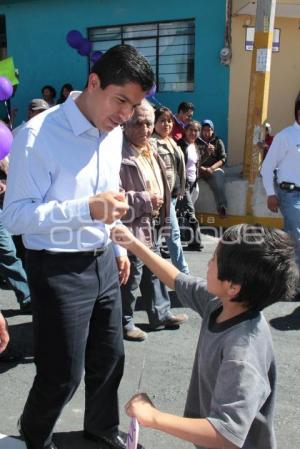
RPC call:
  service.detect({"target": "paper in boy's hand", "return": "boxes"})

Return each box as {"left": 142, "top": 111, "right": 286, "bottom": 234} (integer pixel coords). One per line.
{"left": 126, "top": 417, "right": 140, "bottom": 449}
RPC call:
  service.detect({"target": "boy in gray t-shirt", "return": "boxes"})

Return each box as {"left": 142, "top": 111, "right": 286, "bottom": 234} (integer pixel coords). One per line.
{"left": 111, "top": 224, "right": 298, "bottom": 449}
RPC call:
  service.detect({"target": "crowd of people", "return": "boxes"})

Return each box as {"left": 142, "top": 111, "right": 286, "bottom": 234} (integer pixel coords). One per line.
{"left": 0, "top": 43, "right": 299, "bottom": 449}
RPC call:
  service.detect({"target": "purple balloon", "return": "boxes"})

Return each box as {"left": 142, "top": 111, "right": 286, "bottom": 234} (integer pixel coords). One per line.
{"left": 66, "top": 30, "right": 84, "bottom": 49}
{"left": 146, "top": 82, "right": 157, "bottom": 98}
{"left": 0, "top": 76, "right": 13, "bottom": 101}
{"left": 0, "top": 122, "right": 13, "bottom": 160}
{"left": 77, "top": 39, "right": 92, "bottom": 56}
{"left": 91, "top": 51, "right": 103, "bottom": 64}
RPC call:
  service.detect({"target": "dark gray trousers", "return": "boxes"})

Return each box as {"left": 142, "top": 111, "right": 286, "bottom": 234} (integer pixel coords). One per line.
{"left": 22, "top": 245, "right": 124, "bottom": 448}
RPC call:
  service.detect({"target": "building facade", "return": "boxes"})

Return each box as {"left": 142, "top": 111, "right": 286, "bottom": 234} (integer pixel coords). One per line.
{"left": 0, "top": 0, "right": 229, "bottom": 140}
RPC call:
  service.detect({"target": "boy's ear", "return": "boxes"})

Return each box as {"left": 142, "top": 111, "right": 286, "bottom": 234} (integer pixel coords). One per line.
{"left": 227, "top": 282, "right": 241, "bottom": 299}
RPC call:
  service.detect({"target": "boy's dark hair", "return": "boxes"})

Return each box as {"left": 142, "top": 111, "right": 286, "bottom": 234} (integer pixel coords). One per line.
{"left": 177, "top": 102, "right": 194, "bottom": 114}
{"left": 91, "top": 44, "right": 154, "bottom": 92}
{"left": 216, "top": 224, "right": 299, "bottom": 311}
{"left": 154, "top": 106, "right": 173, "bottom": 124}
{"left": 41, "top": 85, "right": 56, "bottom": 98}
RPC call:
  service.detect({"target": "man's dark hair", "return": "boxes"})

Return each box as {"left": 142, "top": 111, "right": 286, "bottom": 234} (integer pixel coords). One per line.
{"left": 91, "top": 44, "right": 154, "bottom": 92}
{"left": 216, "top": 224, "right": 299, "bottom": 311}
{"left": 295, "top": 99, "right": 300, "bottom": 121}
{"left": 177, "top": 102, "right": 194, "bottom": 114}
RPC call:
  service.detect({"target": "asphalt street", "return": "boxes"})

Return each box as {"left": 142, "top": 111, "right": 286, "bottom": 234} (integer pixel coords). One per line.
{"left": 0, "top": 234, "right": 299, "bottom": 449}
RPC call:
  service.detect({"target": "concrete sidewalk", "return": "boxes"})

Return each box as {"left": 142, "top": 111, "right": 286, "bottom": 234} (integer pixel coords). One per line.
{"left": 0, "top": 234, "right": 299, "bottom": 449}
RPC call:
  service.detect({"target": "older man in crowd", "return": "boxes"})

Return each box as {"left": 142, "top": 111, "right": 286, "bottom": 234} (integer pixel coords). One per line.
{"left": 120, "top": 100, "right": 188, "bottom": 341}
{"left": 13, "top": 98, "right": 49, "bottom": 136}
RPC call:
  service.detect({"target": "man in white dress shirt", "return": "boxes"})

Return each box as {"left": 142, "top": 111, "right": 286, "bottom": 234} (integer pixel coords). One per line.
{"left": 261, "top": 99, "right": 300, "bottom": 298}
{"left": 2, "top": 44, "right": 154, "bottom": 449}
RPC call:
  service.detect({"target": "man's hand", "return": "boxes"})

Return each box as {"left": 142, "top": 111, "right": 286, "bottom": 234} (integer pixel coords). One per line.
{"left": 116, "top": 255, "right": 130, "bottom": 285}
{"left": 125, "top": 393, "right": 158, "bottom": 428}
{"left": 0, "top": 312, "right": 9, "bottom": 353}
{"left": 150, "top": 193, "right": 164, "bottom": 210}
{"left": 267, "top": 195, "right": 280, "bottom": 213}
{"left": 89, "top": 191, "right": 129, "bottom": 224}
{"left": 205, "top": 167, "right": 214, "bottom": 175}
{"left": 199, "top": 167, "right": 211, "bottom": 177}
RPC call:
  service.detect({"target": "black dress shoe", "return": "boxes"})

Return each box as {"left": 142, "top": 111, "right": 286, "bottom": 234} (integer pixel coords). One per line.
{"left": 18, "top": 417, "right": 59, "bottom": 449}
{"left": 83, "top": 430, "right": 126, "bottom": 449}
{"left": 186, "top": 243, "right": 203, "bottom": 251}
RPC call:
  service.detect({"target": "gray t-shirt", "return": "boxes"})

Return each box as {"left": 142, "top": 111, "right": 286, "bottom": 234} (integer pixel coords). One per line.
{"left": 175, "top": 273, "right": 276, "bottom": 449}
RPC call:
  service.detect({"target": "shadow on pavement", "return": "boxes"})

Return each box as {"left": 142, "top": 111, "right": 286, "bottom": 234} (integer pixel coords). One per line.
{"left": 54, "top": 430, "right": 112, "bottom": 448}
{"left": 5, "top": 432, "right": 96, "bottom": 449}
{"left": 1, "top": 309, "right": 28, "bottom": 318}
{"left": 0, "top": 322, "right": 34, "bottom": 373}
{"left": 269, "top": 306, "right": 300, "bottom": 331}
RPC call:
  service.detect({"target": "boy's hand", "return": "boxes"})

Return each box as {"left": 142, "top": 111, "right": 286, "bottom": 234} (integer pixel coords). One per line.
{"left": 111, "top": 225, "right": 136, "bottom": 250}
{"left": 125, "top": 393, "right": 157, "bottom": 427}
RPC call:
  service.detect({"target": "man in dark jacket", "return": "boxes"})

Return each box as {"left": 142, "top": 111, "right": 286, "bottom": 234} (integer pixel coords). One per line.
{"left": 120, "top": 100, "right": 188, "bottom": 341}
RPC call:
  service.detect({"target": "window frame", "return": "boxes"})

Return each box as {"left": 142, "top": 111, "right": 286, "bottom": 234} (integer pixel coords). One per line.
{"left": 88, "top": 18, "right": 195, "bottom": 93}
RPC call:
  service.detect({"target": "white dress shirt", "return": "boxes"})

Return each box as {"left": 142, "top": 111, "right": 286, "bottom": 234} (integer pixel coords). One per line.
{"left": 261, "top": 121, "right": 300, "bottom": 196}
{"left": 2, "top": 91, "right": 125, "bottom": 255}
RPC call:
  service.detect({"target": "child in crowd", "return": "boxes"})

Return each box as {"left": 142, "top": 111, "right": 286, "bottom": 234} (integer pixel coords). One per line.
{"left": 111, "top": 223, "right": 298, "bottom": 449}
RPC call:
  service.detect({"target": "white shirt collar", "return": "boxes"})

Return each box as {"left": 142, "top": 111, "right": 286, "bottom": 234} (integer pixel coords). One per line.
{"left": 62, "top": 91, "right": 100, "bottom": 138}
{"left": 293, "top": 121, "right": 300, "bottom": 130}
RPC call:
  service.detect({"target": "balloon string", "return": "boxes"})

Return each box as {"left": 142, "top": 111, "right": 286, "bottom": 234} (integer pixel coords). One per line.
{"left": 136, "top": 350, "right": 146, "bottom": 394}
{"left": 4, "top": 101, "right": 12, "bottom": 130}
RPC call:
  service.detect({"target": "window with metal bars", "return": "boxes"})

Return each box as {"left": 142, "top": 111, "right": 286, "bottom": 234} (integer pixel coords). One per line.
{"left": 88, "top": 19, "right": 195, "bottom": 92}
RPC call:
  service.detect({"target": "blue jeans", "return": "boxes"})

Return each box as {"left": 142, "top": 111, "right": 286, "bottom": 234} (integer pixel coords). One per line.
{"left": 122, "top": 245, "right": 173, "bottom": 330}
{"left": 203, "top": 168, "right": 227, "bottom": 209}
{"left": 0, "top": 211, "right": 31, "bottom": 305}
{"left": 277, "top": 189, "right": 300, "bottom": 268}
{"left": 165, "top": 198, "right": 189, "bottom": 274}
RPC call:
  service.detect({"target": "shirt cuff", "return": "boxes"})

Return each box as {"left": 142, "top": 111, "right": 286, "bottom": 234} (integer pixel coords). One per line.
{"left": 70, "top": 197, "right": 93, "bottom": 223}
{"left": 113, "top": 244, "right": 127, "bottom": 257}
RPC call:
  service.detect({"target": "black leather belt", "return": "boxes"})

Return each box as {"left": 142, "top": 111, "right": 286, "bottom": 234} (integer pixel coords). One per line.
{"left": 279, "top": 182, "right": 300, "bottom": 192}
{"left": 42, "top": 247, "right": 107, "bottom": 256}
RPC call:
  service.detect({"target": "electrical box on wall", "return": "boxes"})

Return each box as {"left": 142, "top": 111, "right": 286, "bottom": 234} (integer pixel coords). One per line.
{"left": 220, "top": 47, "right": 231, "bottom": 65}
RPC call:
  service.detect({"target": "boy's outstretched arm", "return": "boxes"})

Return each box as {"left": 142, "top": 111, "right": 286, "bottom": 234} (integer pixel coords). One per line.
{"left": 125, "top": 393, "right": 236, "bottom": 449}
{"left": 111, "top": 225, "right": 180, "bottom": 290}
